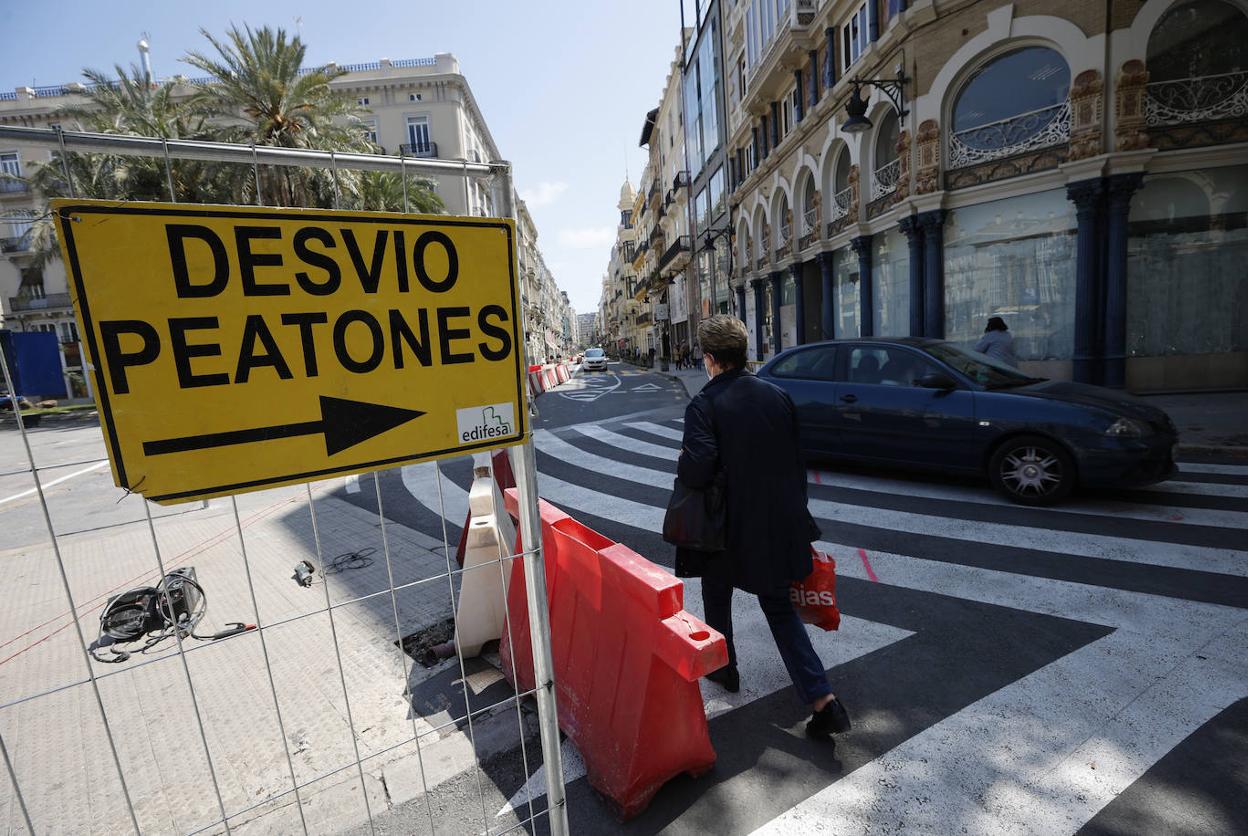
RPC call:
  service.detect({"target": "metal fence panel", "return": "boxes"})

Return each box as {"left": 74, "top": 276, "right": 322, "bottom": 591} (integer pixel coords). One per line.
{"left": 0, "top": 129, "right": 566, "bottom": 836}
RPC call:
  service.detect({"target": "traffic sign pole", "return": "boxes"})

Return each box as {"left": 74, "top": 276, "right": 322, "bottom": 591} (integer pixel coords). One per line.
{"left": 494, "top": 163, "right": 569, "bottom": 836}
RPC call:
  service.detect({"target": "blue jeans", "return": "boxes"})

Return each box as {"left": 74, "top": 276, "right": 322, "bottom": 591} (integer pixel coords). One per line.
{"left": 701, "top": 571, "right": 832, "bottom": 705}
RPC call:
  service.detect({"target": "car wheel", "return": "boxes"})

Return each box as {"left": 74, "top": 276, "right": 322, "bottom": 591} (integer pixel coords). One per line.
{"left": 988, "top": 435, "right": 1076, "bottom": 506}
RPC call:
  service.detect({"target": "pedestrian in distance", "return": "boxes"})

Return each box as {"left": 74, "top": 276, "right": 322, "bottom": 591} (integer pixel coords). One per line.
{"left": 674, "top": 315, "right": 851, "bottom": 742}
{"left": 692, "top": 341, "right": 703, "bottom": 370}
{"left": 974, "top": 316, "right": 1019, "bottom": 368}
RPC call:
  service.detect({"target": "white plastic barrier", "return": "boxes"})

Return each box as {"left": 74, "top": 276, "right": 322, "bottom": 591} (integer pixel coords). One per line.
{"left": 453, "top": 458, "right": 518, "bottom": 657}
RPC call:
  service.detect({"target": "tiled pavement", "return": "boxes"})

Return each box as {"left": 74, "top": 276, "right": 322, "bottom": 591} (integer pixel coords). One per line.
{"left": 0, "top": 475, "right": 506, "bottom": 835}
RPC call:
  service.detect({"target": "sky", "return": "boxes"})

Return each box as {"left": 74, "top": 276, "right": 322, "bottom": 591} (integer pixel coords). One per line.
{"left": 0, "top": 0, "right": 685, "bottom": 316}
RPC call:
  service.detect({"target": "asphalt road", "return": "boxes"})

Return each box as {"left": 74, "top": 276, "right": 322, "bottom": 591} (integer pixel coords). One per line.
{"left": 3, "top": 363, "right": 1243, "bottom": 835}
{"left": 337, "top": 361, "right": 1248, "bottom": 835}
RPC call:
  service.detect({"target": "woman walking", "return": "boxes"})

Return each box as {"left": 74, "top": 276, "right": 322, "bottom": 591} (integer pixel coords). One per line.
{"left": 674, "top": 315, "right": 851, "bottom": 741}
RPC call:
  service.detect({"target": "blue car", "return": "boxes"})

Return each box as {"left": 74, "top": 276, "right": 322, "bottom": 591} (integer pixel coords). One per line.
{"left": 757, "top": 338, "right": 1178, "bottom": 505}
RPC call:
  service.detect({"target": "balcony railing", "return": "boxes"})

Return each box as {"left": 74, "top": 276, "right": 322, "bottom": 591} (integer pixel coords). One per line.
{"left": 871, "top": 158, "right": 901, "bottom": 201}
{"left": 9, "top": 292, "right": 71, "bottom": 312}
{"left": 658, "top": 235, "right": 690, "bottom": 270}
{"left": 0, "top": 179, "right": 29, "bottom": 194}
{"left": 673, "top": 170, "right": 690, "bottom": 189}
{"left": 1, "top": 236, "right": 29, "bottom": 253}
{"left": 949, "top": 101, "right": 1070, "bottom": 169}
{"left": 825, "top": 186, "right": 852, "bottom": 237}
{"left": 399, "top": 142, "right": 439, "bottom": 158}
{"left": 1145, "top": 71, "right": 1248, "bottom": 126}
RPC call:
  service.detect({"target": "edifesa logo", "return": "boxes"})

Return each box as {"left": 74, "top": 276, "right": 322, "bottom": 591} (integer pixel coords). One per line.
{"left": 456, "top": 403, "right": 516, "bottom": 443}
{"left": 790, "top": 587, "right": 836, "bottom": 607}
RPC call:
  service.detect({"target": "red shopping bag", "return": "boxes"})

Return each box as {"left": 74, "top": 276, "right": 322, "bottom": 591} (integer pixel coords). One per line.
{"left": 790, "top": 548, "right": 841, "bottom": 631}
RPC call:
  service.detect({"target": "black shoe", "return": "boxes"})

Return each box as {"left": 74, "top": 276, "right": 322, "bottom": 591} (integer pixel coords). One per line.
{"left": 705, "top": 666, "right": 740, "bottom": 693}
{"left": 806, "top": 696, "right": 852, "bottom": 740}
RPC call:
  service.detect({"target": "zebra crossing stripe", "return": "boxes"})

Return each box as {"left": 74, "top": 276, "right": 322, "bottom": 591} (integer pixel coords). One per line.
{"left": 384, "top": 420, "right": 1247, "bottom": 833}
{"left": 534, "top": 431, "right": 1244, "bottom": 577}
{"left": 622, "top": 421, "right": 685, "bottom": 441}
{"left": 1179, "top": 462, "right": 1248, "bottom": 475}
{"left": 570, "top": 424, "right": 678, "bottom": 461}
{"left": 754, "top": 542, "right": 1248, "bottom": 836}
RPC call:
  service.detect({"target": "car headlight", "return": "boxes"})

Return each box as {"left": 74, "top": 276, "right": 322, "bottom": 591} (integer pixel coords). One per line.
{"left": 1105, "top": 417, "right": 1151, "bottom": 437}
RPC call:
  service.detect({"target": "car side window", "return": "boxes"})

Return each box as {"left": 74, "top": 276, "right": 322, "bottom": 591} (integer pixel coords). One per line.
{"left": 848, "top": 347, "right": 938, "bottom": 387}
{"left": 771, "top": 347, "right": 837, "bottom": 380}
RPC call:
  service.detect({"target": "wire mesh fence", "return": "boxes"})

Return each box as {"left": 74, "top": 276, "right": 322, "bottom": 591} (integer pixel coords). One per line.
{"left": 0, "top": 127, "right": 565, "bottom": 836}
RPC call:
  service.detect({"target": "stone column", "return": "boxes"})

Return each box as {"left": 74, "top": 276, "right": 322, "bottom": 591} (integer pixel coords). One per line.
{"left": 851, "top": 235, "right": 874, "bottom": 337}
{"left": 899, "top": 215, "right": 924, "bottom": 336}
{"left": 750, "top": 278, "right": 765, "bottom": 361}
{"left": 817, "top": 252, "right": 836, "bottom": 341}
{"left": 1067, "top": 179, "right": 1104, "bottom": 384}
{"left": 790, "top": 262, "right": 806, "bottom": 344}
{"left": 1104, "top": 173, "right": 1144, "bottom": 389}
{"left": 808, "top": 50, "right": 819, "bottom": 107}
{"left": 793, "top": 68, "right": 804, "bottom": 123}
{"left": 769, "top": 270, "right": 784, "bottom": 355}
{"left": 823, "top": 28, "right": 837, "bottom": 89}
{"left": 917, "top": 210, "right": 947, "bottom": 338}
{"left": 735, "top": 283, "right": 747, "bottom": 325}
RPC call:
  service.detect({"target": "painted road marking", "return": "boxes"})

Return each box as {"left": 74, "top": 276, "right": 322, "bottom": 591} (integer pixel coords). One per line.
{"left": 0, "top": 461, "right": 109, "bottom": 507}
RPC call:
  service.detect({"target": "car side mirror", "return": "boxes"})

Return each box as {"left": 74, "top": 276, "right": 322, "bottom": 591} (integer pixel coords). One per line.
{"left": 917, "top": 372, "right": 957, "bottom": 390}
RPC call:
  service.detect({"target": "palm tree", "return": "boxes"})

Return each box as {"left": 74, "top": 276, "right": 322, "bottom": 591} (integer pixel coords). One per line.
{"left": 356, "top": 171, "right": 445, "bottom": 214}
{"left": 183, "top": 24, "right": 373, "bottom": 207}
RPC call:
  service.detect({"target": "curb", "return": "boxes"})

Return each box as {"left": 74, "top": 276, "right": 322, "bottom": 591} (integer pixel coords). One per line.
{"left": 1176, "top": 443, "right": 1248, "bottom": 461}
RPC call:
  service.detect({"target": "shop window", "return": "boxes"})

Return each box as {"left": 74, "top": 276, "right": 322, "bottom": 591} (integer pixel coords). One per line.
{"left": 949, "top": 47, "right": 1071, "bottom": 169}
{"left": 872, "top": 226, "right": 910, "bottom": 336}
{"left": 1127, "top": 164, "right": 1248, "bottom": 362}
{"left": 833, "top": 247, "right": 860, "bottom": 338}
{"left": 943, "top": 189, "right": 1077, "bottom": 361}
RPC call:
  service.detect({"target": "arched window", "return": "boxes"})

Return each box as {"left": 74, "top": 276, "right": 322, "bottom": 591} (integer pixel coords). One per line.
{"left": 871, "top": 109, "right": 901, "bottom": 200}
{"left": 949, "top": 46, "right": 1071, "bottom": 169}
{"left": 830, "top": 146, "right": 852, "bottom": 223}
{"left": 777, "top": 193, "right": 791, "bottom": 251}
{"left": 802, "top": 175, "right": 818, "bottom": 236}
{"left": 1145, "top": 0, "right": 1248, "bottom": 126}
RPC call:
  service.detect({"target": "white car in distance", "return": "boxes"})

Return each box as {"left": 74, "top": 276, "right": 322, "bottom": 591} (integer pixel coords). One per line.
{"left": 582, "top": 348, "right": 608, "bottom": 372}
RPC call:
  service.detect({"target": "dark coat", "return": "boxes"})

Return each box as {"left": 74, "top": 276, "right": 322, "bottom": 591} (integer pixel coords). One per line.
{"left": 674, "top": 368, "right": 820, "bottom": 595}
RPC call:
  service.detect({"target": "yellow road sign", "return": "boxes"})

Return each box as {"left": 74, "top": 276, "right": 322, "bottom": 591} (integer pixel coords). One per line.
{"left": 52, "top": 200, "right": 526, "bottom": 504}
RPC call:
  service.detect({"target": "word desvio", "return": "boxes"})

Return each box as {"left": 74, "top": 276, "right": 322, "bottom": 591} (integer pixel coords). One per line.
{"left": 98, "top": 223, "right": 515, "bottom": 394}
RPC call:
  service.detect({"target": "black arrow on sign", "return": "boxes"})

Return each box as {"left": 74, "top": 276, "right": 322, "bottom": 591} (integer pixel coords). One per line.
{"left": 142, "top": 396, "right": 425, "bottom": 457}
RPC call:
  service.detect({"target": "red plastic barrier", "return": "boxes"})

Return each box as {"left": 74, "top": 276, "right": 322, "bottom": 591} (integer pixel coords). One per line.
{"left": 543, "top": 367, "right": 558, "bottom": 389}
{"left": 500, "top": 490, "right": 727, "bottom": 819}
{"left": 528, "top": 371, "right": 546, "bottom": 396}
{"left": 555, "top": 364, "right": 570, "bottom": 383}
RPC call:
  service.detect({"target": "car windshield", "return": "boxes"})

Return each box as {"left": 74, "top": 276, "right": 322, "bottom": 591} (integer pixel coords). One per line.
{"left": 585, "top": 349, "right": 604, "bottom": 358}
{"left": 924, "top": 342, "right": 1046, "bottom": 389}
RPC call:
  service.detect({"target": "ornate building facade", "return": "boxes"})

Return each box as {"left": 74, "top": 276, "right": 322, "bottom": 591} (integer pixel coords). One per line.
{"left": 719, "top": 0, "right": 1246, "bottom": 392}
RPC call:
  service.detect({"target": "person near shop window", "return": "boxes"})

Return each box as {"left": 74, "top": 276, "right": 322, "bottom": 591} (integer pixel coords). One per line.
{"left": 974, "top": 316, "right": 1019, "bottom": 368}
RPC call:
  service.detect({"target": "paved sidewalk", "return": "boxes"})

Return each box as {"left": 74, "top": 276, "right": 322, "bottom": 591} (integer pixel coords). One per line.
{"left": 0, "top": 470, "right": 523, "bottom": 835}
{"left": 1139, "top": 391, "right": 1248, "bottom": 456}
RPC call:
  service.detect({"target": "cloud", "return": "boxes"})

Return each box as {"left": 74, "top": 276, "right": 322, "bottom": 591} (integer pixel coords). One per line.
{"left": 519, "top": 180, "right": 569, "bottom": 208}
{"left": 557, "top": 226, "right": 616, "bottom": 249}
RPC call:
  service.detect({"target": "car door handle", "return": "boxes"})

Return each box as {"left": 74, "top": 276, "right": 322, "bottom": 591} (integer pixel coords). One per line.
{"left": 840, "top": 394, "right": 858, "bottom": 404}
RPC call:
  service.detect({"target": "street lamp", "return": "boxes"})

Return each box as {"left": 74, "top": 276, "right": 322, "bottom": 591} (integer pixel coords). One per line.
{"left": 702, "top": 226, "right": 733, "bottom": 320}
{"left": 839, "top": 70, "right": 909, "bottom": 134}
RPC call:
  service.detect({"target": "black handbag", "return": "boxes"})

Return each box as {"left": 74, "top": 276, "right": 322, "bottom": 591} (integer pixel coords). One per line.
{"left": 662, "top": 469, "right": 727, "bottom": 552}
